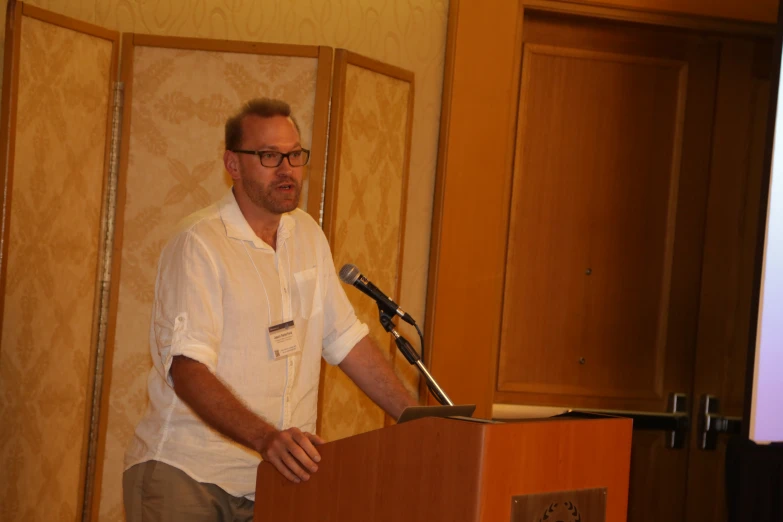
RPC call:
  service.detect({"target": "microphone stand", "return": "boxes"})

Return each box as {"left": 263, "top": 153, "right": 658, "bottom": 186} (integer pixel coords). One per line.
{"left": 377, "top": 308, "right": 454, "bottom": 406}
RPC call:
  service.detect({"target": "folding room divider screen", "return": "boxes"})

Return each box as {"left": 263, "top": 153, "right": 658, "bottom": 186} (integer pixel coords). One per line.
{"left": 319, "top": 49, "right": 414, "bottom": 441}
{"left": 0, "top": 3, "right": 414, "bottom": 520}
{"left": 97, "top": 33, "right": 331, "bottom": 521}
{"left": 0, "top": 4, "right": 118, "bottom": 521}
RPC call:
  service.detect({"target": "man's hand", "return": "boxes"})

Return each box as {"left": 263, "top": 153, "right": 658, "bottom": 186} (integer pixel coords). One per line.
{"left": 254, "top": 428, "right": 326, "bottom": 483}
{"left": 170, "top": 356, "right": 327, "bottom": 483}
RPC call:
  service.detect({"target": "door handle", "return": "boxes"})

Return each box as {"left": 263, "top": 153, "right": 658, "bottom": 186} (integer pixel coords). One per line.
{"left": 493, "top": 393, "right": 691, "bottom": 450}
{"left": 565, "top": 393, "right": 689, "bottom": 449}
{"left": 699, "top": 394, "right": 742, "bottom": 450}
{"left": 492, "top": 393, "right": 691, "bottom": 449}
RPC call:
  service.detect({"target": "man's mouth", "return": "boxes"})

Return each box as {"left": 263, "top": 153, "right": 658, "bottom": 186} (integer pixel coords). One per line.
{"left": 276, "top": 183, "right": 295, "bottom": 191}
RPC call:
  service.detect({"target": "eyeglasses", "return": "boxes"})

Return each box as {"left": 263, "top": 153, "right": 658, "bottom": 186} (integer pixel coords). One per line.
{"left": 231, "top": 149, "right": 311, "bottom": 167}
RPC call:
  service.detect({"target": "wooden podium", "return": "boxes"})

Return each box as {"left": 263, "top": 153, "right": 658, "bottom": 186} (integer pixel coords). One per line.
{"left": 255, "top": 415, "right": 632, "bottom": 522}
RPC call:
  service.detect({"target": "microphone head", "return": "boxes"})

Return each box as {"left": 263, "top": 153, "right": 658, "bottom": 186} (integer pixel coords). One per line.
{"left": 339, "top": 263, "right": 361, "bottom": 285}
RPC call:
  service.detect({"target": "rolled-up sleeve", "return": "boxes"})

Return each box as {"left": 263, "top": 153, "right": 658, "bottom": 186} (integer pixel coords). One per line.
{"left": 319, "top": 241, "right": 369, "bottom": 366}
{"left": 153, "top": 230, "right": 223, "bottom": 386}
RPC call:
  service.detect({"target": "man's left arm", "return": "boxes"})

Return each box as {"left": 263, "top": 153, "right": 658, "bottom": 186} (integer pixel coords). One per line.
{"left": 338, "top": 335, "right": 418, "bottom": 420}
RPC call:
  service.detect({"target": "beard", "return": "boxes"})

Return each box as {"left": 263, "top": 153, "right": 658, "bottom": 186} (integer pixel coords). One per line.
{"left": 240, "top": 168, "right": 302, "bottom": 215}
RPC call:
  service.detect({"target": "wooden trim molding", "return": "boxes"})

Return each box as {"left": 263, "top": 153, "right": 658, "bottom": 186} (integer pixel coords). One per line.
{"left": 22, "top": 2, "right": 119, "bottom": 42}
{"left": 130, "top": 33, "right": 320, "bottom": 57}
{"left": 343, "top": 50, "right": 415, "bottom": 83}
{"left": 89, "top": 31, "right": 134, "bottom": 522}
{"left": 81, "top": 22, "right": 121, "bottom": 522}
{"left": 321, "top": 49, "right": 349, "bottom": 243}
{"left": 523, "top": 0, "right": 777, "bottom": 36}
{"left": 425, "top": 0, "right": 523, "bottom": 417}
{"left": 0, "top": 0, "right": 23, "bottom": 349}
{"left": 315, "top": 49, "right": 346, "bottom": 436}
{"left": 306, "top": 46, "right": 334, "bottom": 221}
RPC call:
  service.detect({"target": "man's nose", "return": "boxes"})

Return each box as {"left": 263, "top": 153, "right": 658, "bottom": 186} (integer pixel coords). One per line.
{"left": 275, "top": 160, "right": 293, "bottom": 174}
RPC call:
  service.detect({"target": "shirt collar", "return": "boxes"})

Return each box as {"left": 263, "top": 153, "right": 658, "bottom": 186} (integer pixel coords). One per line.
{"left": 218, "top": 189, "right": 296, "bottom": 250}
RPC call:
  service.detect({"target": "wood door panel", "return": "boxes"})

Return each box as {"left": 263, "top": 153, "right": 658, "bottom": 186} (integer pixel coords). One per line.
{"left": 498, "top": 13, "right": 717, "bottom": 411}
{"left": 497, "top": 46, "right": 594, "bottom": 391}
{"left": 684, "top": 38, "right": 774, "bottom": 522}
{"left": 498, "top": 44, "right": 686, "bottom": 399}
{"left": 627, "top": 431, "right": 689, "bottom": 522}
{"left": 583, "top": 54, "right": 685, "bottom": 400}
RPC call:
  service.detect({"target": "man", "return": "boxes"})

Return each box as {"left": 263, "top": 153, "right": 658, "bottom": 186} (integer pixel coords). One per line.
{"left": 123, "top": 98, "right": 416, "bottom": 521}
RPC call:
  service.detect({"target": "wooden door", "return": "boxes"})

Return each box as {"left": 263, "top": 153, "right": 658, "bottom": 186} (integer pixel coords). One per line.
{"left": 495, "top": 12, "right": 718, "bottom": 522}
{"left": 683, "top": 37, "right": 774, "bottom": 522}
{"left": 427, "top": 1, "right": 776, "bottom": 521}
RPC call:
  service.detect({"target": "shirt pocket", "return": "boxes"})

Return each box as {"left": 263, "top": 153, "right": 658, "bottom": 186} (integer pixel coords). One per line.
{"left": 293, "top": 267, "right": 323, "bottom": 319}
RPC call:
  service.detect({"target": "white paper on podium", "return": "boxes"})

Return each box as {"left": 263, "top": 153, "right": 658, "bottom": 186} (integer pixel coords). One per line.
{"left": 491, "top": 403, "right": 570, "bottom": 420}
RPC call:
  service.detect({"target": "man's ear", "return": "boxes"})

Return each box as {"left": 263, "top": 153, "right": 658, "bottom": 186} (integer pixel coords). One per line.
{"left": 223, "top": 149, "right": 241, "bottom": 182}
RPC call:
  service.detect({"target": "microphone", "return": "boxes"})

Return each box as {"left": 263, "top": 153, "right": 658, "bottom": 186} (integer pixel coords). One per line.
{"left": 339, "top": 264, "right": 416, "bottom": 325}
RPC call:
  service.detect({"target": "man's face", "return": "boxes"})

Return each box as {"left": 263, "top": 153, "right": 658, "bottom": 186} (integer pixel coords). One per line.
{"left": 233, "top": 115, "right": 304, "bottom": 215}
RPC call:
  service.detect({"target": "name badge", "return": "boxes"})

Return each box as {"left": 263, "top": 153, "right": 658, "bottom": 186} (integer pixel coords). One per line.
{"left": 268, "top": 320, "right": 301, "bottom": 360}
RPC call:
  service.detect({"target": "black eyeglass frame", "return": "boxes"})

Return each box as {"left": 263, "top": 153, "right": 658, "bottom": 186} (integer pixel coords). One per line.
{"left": 231, "top": 148, "right": 311, "bottom": 167}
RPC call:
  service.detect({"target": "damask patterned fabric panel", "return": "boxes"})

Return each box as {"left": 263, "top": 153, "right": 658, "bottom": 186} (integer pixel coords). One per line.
{"left": 321, "top": 63, "right": 412, "bottom": 442}
{"left": 0, "top": 15, "right": 113, "bottom": 521}
{"left": 97, "top": 45, "right": 319, "bottom": 520}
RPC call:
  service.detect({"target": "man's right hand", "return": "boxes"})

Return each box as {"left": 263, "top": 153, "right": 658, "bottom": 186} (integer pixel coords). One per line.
{"left": 169, "top": 356, "right": 326, "bottom": 483}
{"left": 255, "top": 427, "right": 325, "bottom": 483}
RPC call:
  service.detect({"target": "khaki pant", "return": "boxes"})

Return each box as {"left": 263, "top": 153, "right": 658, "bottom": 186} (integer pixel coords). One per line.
{"left": 123, "top": 461, "right": 254, "bottom": 522}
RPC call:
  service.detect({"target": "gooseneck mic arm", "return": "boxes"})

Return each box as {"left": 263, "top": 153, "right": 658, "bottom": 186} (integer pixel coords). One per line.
{"left": 377, "top": 310, "right": 454, "bottom": 406}
{"left": 339, "top": 263, "right": 454, "bottom": 406}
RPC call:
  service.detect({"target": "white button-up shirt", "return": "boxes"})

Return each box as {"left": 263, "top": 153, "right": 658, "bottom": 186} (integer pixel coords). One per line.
{"left": 125, "top": 189, "right": 369, "bottom": 499}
